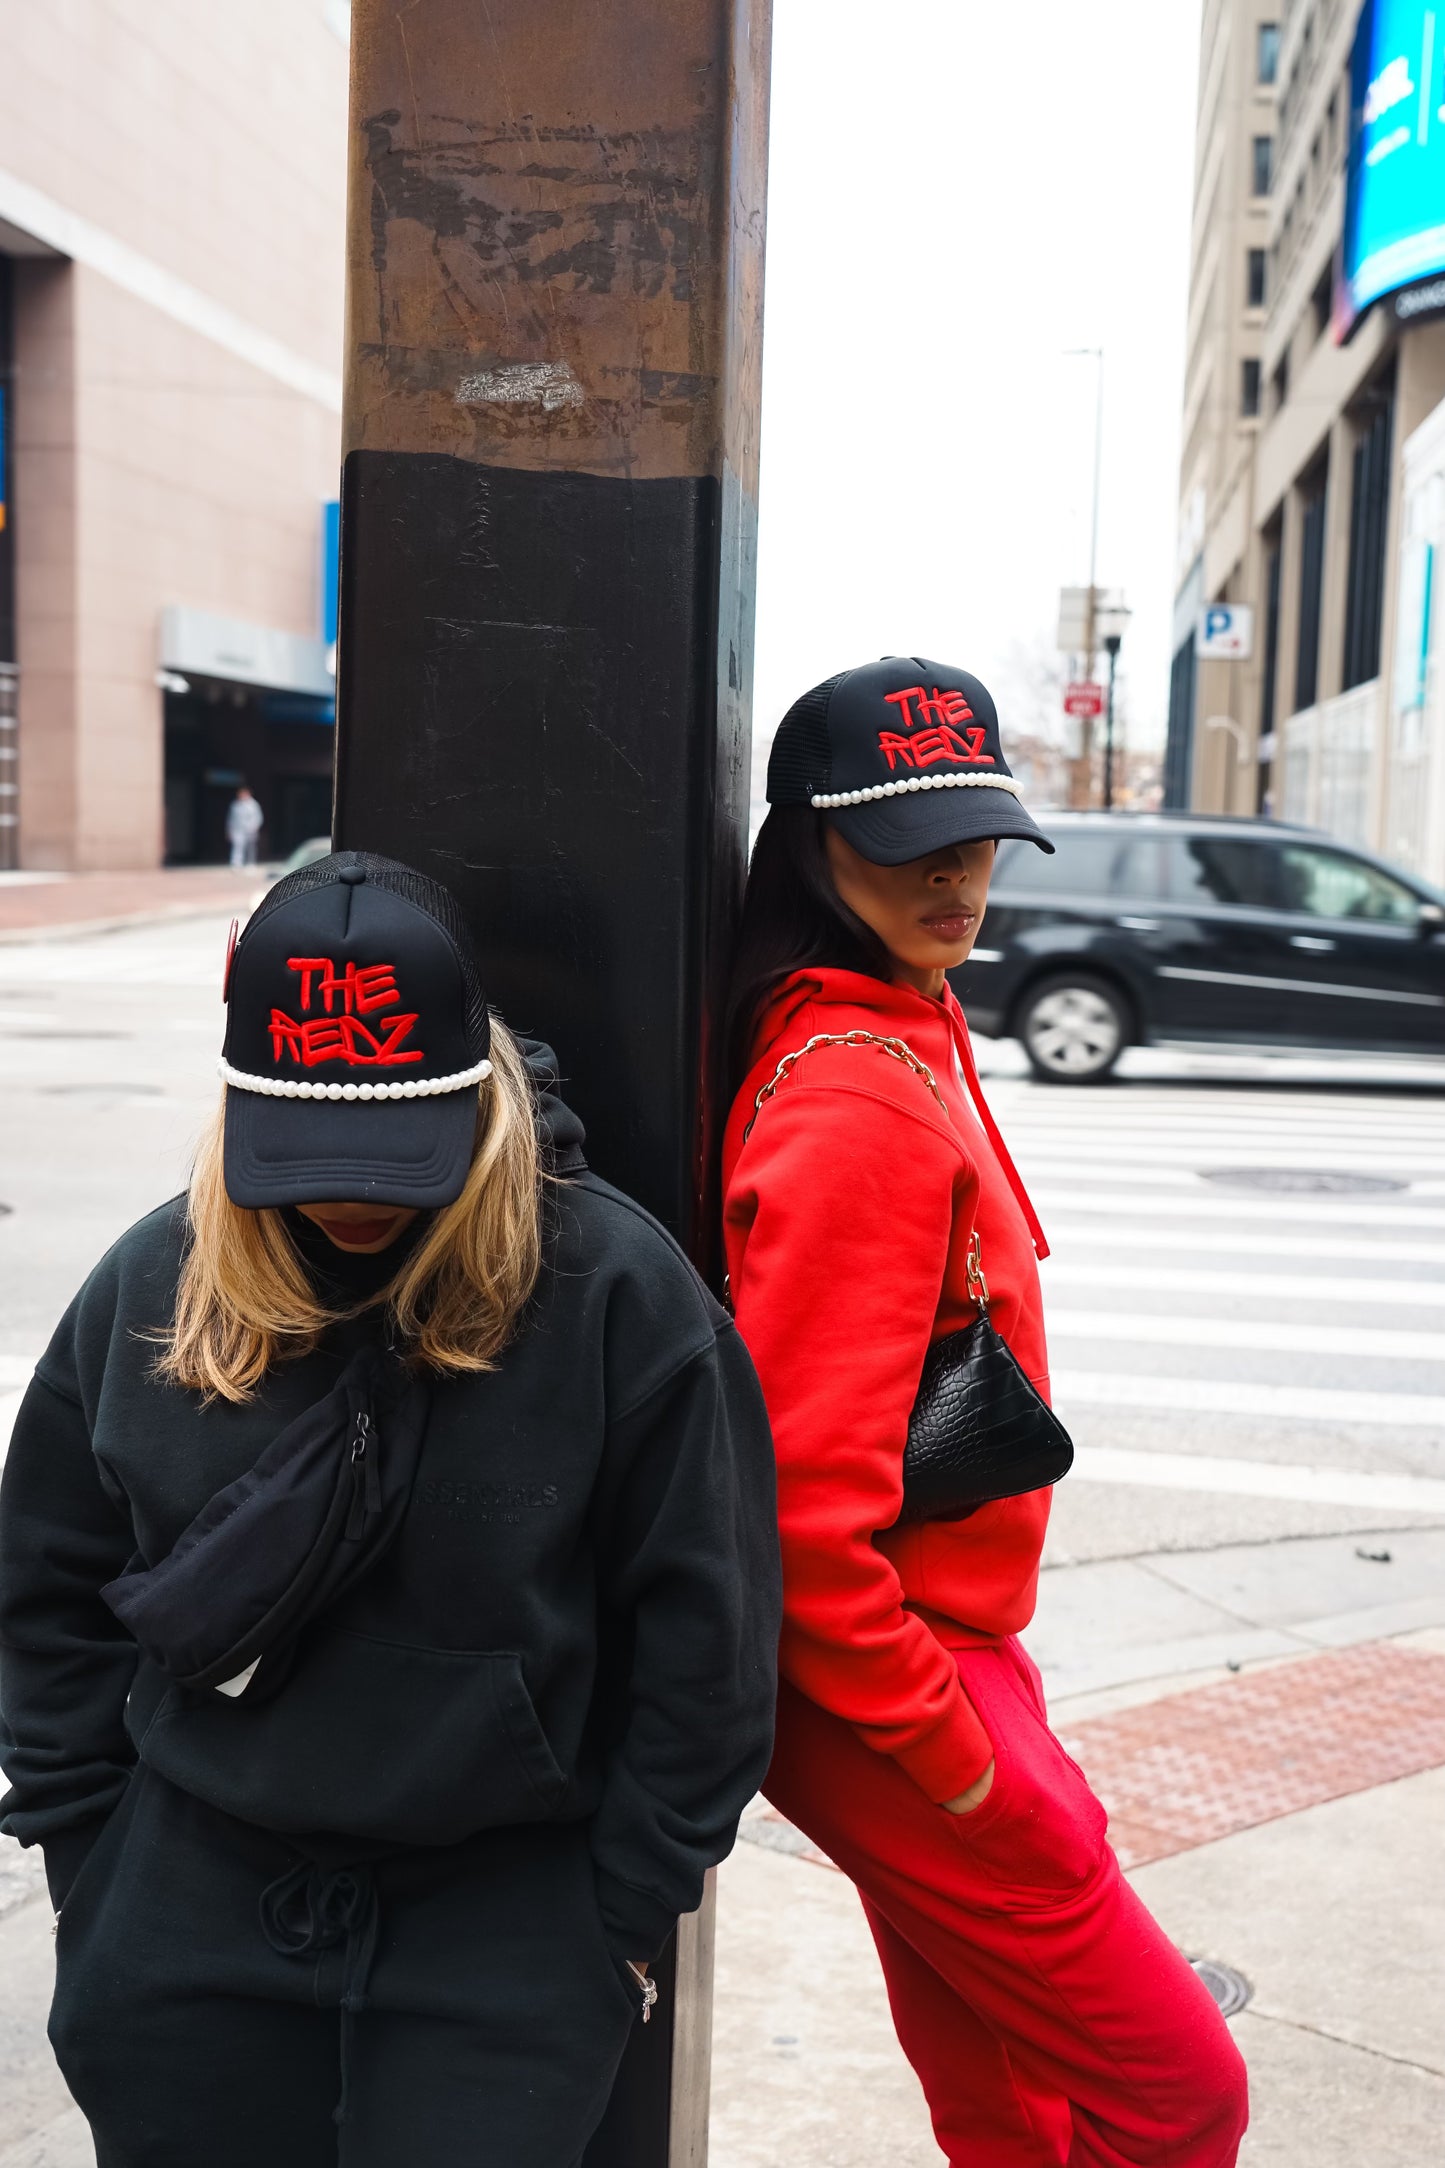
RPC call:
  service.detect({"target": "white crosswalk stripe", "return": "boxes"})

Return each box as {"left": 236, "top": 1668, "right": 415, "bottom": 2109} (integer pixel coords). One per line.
{"left": 1037, "top": 1189, "right": 1445, "bottom": 1229}
{"left": 1044, "top": 1227, "right": 1445, "bottom": 1266}
{"left": 983, "top": 1072, "right": 1445, "bottom": 1508}
{"left": 1047, "top": 1309, "right": 1445, "bottom": 1361}
{"left": 1042, "top": 1262, "right": 1445, "bottom": 1308}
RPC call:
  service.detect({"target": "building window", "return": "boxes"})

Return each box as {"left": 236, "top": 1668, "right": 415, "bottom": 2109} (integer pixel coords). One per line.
{"left": 1311, "top": 266, "right": 1332, "bottom": 338}
{"left": 1252, "top": 135, "right": 1274, "bottom": 195}
{"left": 1165, "top": 635, "right": 1197, "bottom": 809}
{"left": 1272, "top": 351, "right": 1290, "bottom": 411}
{"left": 1258, "top": 23, "right": 1281, "bottom": 85}
{"left": 1242, "top": 359, "right": 1262, "bottom": 417}
{"left": 1260, "top": 535, "right": 1282, "bottom": 754}
{"left": 1248, "top": 248, "right": 1268, "bottom": 307}
{"left": 1343, "top": 377, "right": 1396, "bottom": 690}
{"left": 1295, "top": 469, "right": 1328, "bottom": 712}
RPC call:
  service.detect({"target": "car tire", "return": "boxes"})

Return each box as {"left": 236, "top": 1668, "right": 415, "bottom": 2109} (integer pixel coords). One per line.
{"left": 1016, "top": 974, "right": 1129, "bottom": 1083}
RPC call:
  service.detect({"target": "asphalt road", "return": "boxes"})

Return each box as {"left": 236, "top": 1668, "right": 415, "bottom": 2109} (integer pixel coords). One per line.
{"left": 2, "top": 915, "right": 1443, "bottom": 2165}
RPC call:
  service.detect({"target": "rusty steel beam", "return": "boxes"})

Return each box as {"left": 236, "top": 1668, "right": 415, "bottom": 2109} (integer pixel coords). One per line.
{"left": 333, "top": 4, "right": 771, "bottom": 2160}
{"left": 336, "top": 0, "right": 769, "bottom": 1249}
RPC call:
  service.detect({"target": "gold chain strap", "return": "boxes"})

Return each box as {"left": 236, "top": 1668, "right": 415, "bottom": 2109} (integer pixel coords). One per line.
{"left": 740, "top": 1029, "right": 991, "bottom": 1313}
{"left": 743, "top": 1030, "right": 946, "bottom": 1141}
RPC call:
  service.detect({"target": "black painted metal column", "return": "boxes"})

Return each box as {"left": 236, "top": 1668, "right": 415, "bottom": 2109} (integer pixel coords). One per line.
{"left": 332, "top": 3, "right": 771, "bottom": 2159}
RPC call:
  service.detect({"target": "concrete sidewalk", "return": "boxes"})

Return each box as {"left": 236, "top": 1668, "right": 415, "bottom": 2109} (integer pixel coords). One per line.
{"left": 4, "top": 1620, "right": 1441, "bottom": 2164}
{"left": 0, "top": 868, "right": 258, "bottom": 942}
{"left": 710, "top": 1609, "right": 1445, "bottom": 2168}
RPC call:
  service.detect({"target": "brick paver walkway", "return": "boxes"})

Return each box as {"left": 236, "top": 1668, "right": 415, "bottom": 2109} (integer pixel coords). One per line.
{"left": 748, "top": 1642, "right": 1445, "bottom": 1873}
{"left": 0, "top": 867, "right": 252, "bottom": 937}
{"left": 1057, "top": 1641, "right": 1445, "bottom": 1867}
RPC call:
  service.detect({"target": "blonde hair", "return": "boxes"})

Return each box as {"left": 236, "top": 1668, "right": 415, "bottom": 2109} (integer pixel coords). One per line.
{"left": 154, "top": 1021, "right": 544, "bottom": 1404}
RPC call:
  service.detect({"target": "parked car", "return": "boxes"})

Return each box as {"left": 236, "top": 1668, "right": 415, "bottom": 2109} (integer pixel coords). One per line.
{"left": 950, "top": 812, "right": 1445, "bottom": 1081}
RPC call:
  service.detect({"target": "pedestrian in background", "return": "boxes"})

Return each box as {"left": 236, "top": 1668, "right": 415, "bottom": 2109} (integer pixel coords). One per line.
{"left": 226, "top": 783, "right": 264, "bottom": 867}
{"left": 721, "top": 659, "right": 1247, "bottom": 2166}
{"left": 0, "top": 851, "right": 780, "bottom": 2167}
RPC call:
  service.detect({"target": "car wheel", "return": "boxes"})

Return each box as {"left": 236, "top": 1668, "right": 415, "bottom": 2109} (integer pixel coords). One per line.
{"left": 1017, "top": 975, "right": 1129, "bottom": 1083}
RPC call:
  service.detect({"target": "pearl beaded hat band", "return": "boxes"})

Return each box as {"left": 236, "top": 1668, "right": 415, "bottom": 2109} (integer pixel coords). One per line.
{"left": 766, "top": 655, "right": 1054, "bottom": 866}
{"left": 220, "top": 851, "right": 497, "bottom": 1212}
{"left": 811, "top": 774, "right": 1025, "bottom": 811}
{"left": 218, "top": 1055, "right": 493, "bottom": 1102}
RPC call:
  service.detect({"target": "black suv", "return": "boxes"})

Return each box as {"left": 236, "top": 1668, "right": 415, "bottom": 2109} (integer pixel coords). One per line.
{"left": 949, "top": 812, "right": 1445, "bottom": 1081}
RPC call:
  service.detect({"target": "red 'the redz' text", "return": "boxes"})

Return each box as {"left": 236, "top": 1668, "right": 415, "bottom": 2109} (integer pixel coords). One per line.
{"left": 877, "top": 685, "right": 994, "bottom": 773}
{"left": 269, "top": 956, "right": 425, "bottom": 1069}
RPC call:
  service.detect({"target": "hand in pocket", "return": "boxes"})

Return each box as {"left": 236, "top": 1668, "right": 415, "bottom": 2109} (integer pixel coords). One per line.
{"left": 942, "top": 1759, "right": 996, "bottom": 1816}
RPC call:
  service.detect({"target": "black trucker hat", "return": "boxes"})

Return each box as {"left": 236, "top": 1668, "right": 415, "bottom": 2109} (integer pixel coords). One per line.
{"left": 220, "top": 852, "right": 492, "bottom": 1210}
{"left": 766, "top": 656, "right": 1053, "bottom": 863}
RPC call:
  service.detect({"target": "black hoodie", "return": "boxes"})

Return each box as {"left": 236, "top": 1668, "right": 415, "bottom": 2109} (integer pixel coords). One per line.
{"left": 0, "top": 1049, "right": 780, "bottom": 1960}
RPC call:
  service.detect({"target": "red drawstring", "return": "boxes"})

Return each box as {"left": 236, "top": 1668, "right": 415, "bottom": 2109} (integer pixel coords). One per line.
{"left": 949, "top": 1013, "right": 1050, "bottom": 1261}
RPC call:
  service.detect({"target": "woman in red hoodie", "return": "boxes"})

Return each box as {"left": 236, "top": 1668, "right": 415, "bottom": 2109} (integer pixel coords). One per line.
{"left": 722, "top": 658, "right": 1247, "bottom": 2167}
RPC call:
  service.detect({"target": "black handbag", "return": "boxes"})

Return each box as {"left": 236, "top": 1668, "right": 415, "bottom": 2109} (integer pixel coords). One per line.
{"left": 895, "top": 1228, "right": 1072, "bottom": 1524}
{"left": 743, "top": 1030, "right": 1073, "bottom": 1525}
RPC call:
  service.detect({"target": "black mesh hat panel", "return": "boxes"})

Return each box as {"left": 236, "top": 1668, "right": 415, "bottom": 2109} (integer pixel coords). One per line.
{"left": 220, "top": 852, "right": 491, "bottom": 1210}
{"left": 765, "top": 657, "right": 1053, "bottom": 860}
{"left": 247, "top": 851, "right": 490, "bottom": 1057}
{"left": 764, "top": 672, "right": 851, "bottom": 803}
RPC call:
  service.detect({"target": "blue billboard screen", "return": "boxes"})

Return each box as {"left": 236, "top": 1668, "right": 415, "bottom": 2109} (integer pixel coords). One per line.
{"left": 1339, "top": 0, "right": 1445, "bottom": 335}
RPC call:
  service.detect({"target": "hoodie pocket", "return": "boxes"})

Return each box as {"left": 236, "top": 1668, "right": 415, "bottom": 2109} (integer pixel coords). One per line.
{"left": 139, "top": 1627, "right": 568, "bottom": 1847}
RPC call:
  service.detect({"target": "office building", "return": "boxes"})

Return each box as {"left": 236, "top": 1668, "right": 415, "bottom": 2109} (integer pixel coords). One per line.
{"left": 1171, "top": 0, "right": 1445, "bottom": 887}
{"left": 1171, "top": 0, "right": 1281, "bottom": 814}
{"left": 0, "top": 2, "right": 348, "bottom": 870}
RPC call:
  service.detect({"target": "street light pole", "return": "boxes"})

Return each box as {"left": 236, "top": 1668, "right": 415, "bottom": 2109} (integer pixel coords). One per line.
{"left": 1102, "top": 633, "right": 1121, "bottom": 809}
{"left": 1066, "top": 346, "right": 1104, "bottom": 806}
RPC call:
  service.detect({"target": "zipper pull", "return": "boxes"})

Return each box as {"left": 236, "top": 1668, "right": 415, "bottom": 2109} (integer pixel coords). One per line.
{"left": 345, "top": 1412, "right": 373, "bottom": 1540}
{"left": 634, "top": 1969, "right": 659, "bottom": 2023}
{"left": 361, "top": 1412, "right": 380, "bottom": 1516}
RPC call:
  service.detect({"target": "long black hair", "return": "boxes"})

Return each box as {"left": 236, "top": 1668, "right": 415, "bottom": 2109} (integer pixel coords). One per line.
{"left": 722, "top": 805, "right": 893, "bottom": 1101}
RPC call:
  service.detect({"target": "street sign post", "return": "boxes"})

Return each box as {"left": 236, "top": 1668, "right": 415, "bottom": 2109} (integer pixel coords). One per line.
{"left": 333, "top": 3, "right": 772, "bottom": 2161}
{"left": 1063, "top": 681, "right": 1105, "bottom": 718}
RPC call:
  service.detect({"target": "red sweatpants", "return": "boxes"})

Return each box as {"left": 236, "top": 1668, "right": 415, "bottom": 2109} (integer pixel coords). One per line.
{"left": 766, "top": 1640, "right": 1248, "bottom": 2167}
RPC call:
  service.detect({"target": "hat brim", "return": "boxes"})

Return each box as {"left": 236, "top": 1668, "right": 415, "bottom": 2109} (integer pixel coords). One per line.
{"left": 827, "top": 790, "right": 1055, "bottom": 866}
{"left": 223, "top": 1085, "right": 478, "bottom": 1211}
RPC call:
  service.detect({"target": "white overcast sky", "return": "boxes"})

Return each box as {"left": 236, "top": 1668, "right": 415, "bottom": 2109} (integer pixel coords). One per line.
{"left": 754, "top": 0, "right": 1204, "bottom": 769}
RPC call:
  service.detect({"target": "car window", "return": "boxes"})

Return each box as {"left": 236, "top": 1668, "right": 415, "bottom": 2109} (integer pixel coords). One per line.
{"left": 991, "top": 840, "right": 1026, "bottom": 889}
{"left": 1276, "top": 844, "right": 1422, "bottom": 925}
{"left": 1166, "top": 834, "right": 1283, "bottom": 909}
{"left": 992, "top": 832, "right": 1163, "bottom": 900}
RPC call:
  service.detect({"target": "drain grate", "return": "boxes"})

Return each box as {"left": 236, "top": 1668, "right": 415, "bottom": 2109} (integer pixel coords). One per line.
{"left": 1199, "top": 1167, "right": 1407, "bottom": 1196}
{"left": 1189, "top": 1958, "right": 1253, "bottom": 2017}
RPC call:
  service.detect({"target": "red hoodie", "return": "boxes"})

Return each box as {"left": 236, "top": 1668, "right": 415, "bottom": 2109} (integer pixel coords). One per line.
{"left": 721, "top": 968, "right": 1053, "bottom": 1802}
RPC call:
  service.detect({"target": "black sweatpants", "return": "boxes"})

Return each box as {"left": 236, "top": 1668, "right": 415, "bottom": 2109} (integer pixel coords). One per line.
{"left": 48, "top": 1766, "right": 646, "bottom": 2167}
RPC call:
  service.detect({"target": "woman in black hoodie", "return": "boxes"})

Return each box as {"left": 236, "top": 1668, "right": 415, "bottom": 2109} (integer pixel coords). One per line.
{"left": 0, "top": 852, "right": 780, "bottom": 2168}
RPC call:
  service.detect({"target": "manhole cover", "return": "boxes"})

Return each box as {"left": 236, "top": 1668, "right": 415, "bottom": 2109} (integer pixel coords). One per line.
{"left": 1199, "top": 1167, "right": 1407, "bottom": 1195}
{"left": 738, "top": 1818, "right": 814, "bottom": 1859}
{"left": 1189, "top": 1958, "right": 1252, "bottom": 2017}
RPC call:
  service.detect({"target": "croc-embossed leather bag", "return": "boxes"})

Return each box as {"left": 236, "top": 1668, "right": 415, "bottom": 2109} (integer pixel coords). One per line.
{"left": 743, "top": 1031, "right": 1074, "bottom": 1525}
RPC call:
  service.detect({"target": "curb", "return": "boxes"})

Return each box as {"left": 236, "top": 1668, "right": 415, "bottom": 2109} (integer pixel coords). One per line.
{"left": 0, "top": 902, "right": 240, "bottom": 947}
